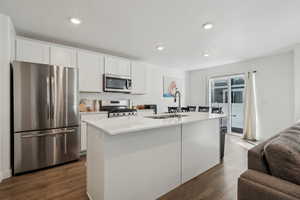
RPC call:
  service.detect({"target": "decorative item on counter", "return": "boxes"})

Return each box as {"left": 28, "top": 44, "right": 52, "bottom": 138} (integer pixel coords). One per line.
{"left": 94, "top": 100, "right": 100, "bottom": 112}
{"left": 79, "top": 98, "right": 95, "bottom": 112}
{"left": 79, "top": 99, "right": 87, "bottom": 112}
{"left": 79, "top": 103, "right": 87, "bottom": 112}
{"left": 136, "top": 105, "right": 145, "bottom": 110}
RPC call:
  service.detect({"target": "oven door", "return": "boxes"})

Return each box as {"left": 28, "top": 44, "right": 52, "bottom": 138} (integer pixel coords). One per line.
{"left": 104, "top": 74, "right": 132, "bottom": 93}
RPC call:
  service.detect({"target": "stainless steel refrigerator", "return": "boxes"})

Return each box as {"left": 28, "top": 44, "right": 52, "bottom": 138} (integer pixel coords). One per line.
{"left": 12, "top": 61, "right": 80, "bottom": 175}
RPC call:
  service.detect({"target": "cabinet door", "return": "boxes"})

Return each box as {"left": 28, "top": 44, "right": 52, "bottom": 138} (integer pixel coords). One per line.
{"left": 131, "top": 61, "right": 148, "bottom": 94}
{"left": 78, "top": 50, "right": 104, "bottom": 92}
{"left": 50, "top": 46, "right": 77, "bottom": 68}
{"left": 80, "top": 122, "right": 87, "bottom": 152}
{"left": 80, "top": 113, "right": 107, "bottom": 152}
{"left": 105, "top": 56, "right": 131, "bottom": 77}
{"left": 118, "top": 58, "right": 131, "bottom": 77}
{"left": 104, "top": 56, "right": 119, "bottom": 75}
{"left": 16, "top": 38, "right": 50, "bottom": 64}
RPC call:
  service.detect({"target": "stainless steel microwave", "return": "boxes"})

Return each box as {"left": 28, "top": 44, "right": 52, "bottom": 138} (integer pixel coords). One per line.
{"left": 103, "top": 74, "right": 132, "bottom": 93}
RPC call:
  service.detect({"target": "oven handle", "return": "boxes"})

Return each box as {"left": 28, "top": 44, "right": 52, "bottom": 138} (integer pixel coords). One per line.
{"left": 126, "top": 79, "right": 132, "bottom": 90}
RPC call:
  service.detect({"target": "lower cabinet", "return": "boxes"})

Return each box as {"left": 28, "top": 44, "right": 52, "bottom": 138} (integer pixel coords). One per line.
{"left": 80, "top": 113, "right": 108, "bottom": 152}
{"left": 80, "top": 122, "right": 88, "bottom": 152}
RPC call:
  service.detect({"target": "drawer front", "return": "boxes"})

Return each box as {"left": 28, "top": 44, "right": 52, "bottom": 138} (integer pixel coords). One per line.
{"left": 14, "top": 127, "right": 80, "bottom": 174}
{"left": 81, "top": 113, "right": 108, "bottom": 121}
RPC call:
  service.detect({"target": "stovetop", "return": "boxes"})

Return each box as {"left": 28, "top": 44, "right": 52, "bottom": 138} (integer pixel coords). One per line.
{"left": 107, "top": 108, "right": 137, "bottom": 113}
{"left": 102, "top": 107, "right": 137, "bottom": 118}
{"left": 99, "top": 100, "right": 137, "bottom": 118}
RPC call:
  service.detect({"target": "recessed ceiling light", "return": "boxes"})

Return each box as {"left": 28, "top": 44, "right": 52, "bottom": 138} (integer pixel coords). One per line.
{"left": 156, "top": 44, "right": 165, "bottom": 51}
{"left": 202, "top": 23, "right": 213, "bottom": 30}
{"left": 69, "top": 17, "right": 82, "bottom": 25}
{"left": 203, "top": 53, "right": 210, "bottom": 57}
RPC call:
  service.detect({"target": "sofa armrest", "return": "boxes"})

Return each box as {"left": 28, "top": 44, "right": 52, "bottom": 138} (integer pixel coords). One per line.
{"left": 248, "top": 135, "right": 279, "bottom": 173}
{"left": 238, "top": 170, "right": 300, "bottom": 200}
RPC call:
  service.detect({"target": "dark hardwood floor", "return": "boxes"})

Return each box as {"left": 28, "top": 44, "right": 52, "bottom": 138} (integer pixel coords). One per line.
{"left": 0, "top": 135, "right": 248, "bottom": 200}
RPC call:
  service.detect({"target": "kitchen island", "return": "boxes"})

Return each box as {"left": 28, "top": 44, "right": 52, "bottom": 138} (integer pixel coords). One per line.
{"left": 84, "top": 112, "right": 225, "bottom": 200}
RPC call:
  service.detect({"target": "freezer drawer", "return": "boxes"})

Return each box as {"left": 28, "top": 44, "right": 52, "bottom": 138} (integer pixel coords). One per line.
{"left": 13, "top": 127, "right": 80, "bottom": 175}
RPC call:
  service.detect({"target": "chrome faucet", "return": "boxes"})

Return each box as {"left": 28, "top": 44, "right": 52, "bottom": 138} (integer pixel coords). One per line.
{"left": 174, "top": 88, "right": 181, "bottom": 113}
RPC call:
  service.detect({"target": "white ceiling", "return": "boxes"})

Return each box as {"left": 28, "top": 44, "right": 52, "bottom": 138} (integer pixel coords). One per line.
{"left": 1, "top": 0, "right": 300, "bottom": 70}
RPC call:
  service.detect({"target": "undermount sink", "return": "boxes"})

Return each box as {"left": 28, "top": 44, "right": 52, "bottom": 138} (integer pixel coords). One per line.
{"left": 145, "top": 114, "right": 189, "bottom": 119}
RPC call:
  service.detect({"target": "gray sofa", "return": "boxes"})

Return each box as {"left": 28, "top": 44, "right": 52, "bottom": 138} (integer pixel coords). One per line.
{"left": 238, "top": 123, "right": 300, "bottom": 200}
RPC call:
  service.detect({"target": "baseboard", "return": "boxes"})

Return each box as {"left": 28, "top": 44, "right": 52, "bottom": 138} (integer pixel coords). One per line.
{"left": 1, "top": 169, "right": 12, "bottom": 180}
{"left": 87, "top": 192, "right": 94, "bottom": 200}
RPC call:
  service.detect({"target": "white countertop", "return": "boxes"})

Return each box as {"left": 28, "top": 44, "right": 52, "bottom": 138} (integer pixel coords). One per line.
{"left": 83, "top": 112, "right": 226, "bottom": 135}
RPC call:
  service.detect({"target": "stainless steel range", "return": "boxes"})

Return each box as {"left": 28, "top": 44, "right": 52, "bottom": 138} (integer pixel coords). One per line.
{"left": 100, "top": 100, "right": 137, "bottom": 118}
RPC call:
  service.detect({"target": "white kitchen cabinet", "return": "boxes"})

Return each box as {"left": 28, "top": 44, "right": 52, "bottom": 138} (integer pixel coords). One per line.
{"left": 104, "top": 55, "right": 131, "bottom": 77}
{"left": 181, "top": 119, "right": 220, "bottom": 183}
{"left": 15, "top": 37, "right": 50, "bottom": 64}
{"left": 131, "top": 61, "right": 148, "bottom": 94}
{"left": 50, "top": 45, "right": 77, "bottom": 68}
{"left": 118, "top": 58, "right": 131, "bottom": 76}
{"left": 78, "top": 50, "right": 104, "bottom": 92}
{"left": 81, "top": 122, "right": 88, "bottom": 152}
{"left": 80, "top": 113, "right": 107, "bottom": 152}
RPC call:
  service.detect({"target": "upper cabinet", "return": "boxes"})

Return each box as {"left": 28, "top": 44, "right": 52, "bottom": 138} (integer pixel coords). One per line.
{"left": 131, "top": 61, "right": 148, "bottom": 94}
{"left": 104, "top": 55, "right": 131, "bottom": 77}
{"left": 50, "top": 46, "right": 77, "bottom": 68}
{"left": 16, "top": 38, "right": 50, "bottom": 64}
{"left": 78, "top": 50, "right": 104, "bottom": 92}
{"left": 15, "top": 37, "right": 151, "bottom": 94}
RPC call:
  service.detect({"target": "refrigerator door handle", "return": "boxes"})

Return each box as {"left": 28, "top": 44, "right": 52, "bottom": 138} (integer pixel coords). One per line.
{"left": 53, "top": 129, "right": 75, "bottom": 135}
{"left": 46, "top": 76, "right": 51, "bottom": 120}
{"left": 64, "top": 133, "right": 67, "bottom": 154}
{"left": 21, "top": 132, "right": 53, "bottom": 138}
{"left": 50, "top": 74, "right": 55, "bottom": 121}
{"left": 20, "top": 129, "right": 75, "bottom": 138}
{"left": 65, "top": 68, "right": 69, "bottom": 124}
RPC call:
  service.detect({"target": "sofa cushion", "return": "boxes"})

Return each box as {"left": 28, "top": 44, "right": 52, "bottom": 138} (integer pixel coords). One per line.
{"left": 264, "top": 135, "right": 300, "bottom": 185}
{"left": 280, "top": 125, "right": 300, "bottom": 142}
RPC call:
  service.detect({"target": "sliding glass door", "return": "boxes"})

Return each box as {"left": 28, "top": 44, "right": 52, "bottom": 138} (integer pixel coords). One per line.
{"left": 209, "top": 75, "right": 245, "bottom": 134}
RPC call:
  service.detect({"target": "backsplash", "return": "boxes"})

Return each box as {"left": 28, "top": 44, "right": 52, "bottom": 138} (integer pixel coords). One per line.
{"left": 79, "top": 92, "right": 178, "bottom": 113}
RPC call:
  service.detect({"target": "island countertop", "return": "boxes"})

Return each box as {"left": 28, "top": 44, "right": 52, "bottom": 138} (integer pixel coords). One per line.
{"left": 83, "top": 112, "right": 225, "bottom": 135}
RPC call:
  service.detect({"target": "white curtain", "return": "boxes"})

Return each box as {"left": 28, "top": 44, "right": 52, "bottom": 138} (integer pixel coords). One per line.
{"left": 243, "top": 71, "right": 258, "bottom": 141}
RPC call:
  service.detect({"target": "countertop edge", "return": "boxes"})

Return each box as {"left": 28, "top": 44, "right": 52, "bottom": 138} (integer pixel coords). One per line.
{"left": 84, "top": 114, "right": 226, "bottom": 136}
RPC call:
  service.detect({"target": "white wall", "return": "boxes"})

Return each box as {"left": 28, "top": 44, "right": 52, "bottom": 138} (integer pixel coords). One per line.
{"left": 0, "top": 14, "right": 15, "bottom": 182}
{"left": 294, "top": 45, "right": 300, "bottom": 121}
{"left": 186, "top": 52, "right": 294, "bottom": 140}
{"left": 80, "top": 64, "right": 186, "bottom": 113}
